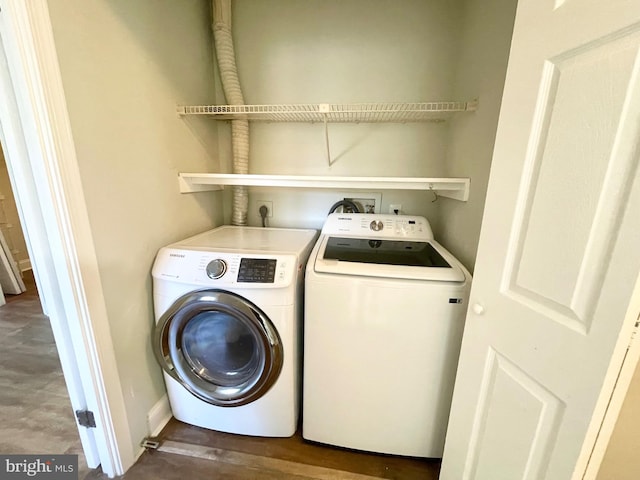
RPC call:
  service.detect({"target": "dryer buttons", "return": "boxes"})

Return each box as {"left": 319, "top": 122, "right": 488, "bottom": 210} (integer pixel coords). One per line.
{"left": 206, "top": 259, "right": 227, "bottom": 279}
{"left": 369, "top": 220, "right": 384, "bottom": 232}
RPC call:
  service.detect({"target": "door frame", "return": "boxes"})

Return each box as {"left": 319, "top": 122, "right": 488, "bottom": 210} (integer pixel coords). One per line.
{"left": 575, "top": 274, "right": 640, "bottom": 479}
{"left": 0, "top": 0, "right": 134, "bottom": 476}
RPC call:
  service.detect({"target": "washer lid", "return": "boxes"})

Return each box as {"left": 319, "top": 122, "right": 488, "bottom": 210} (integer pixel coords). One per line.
{"left": 314, "top": 235, "right": 467, "bottom": 282}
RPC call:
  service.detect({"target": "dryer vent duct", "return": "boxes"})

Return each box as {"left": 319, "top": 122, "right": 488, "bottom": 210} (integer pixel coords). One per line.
{"left": 212, "top": 0, "right": 249, "bottom": 226}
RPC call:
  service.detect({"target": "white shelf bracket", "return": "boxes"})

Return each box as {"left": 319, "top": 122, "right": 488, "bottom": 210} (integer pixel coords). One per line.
{"left": 319, "top": 104, "right": 332, "bottom": 166}
{"left": 178, "top": 175, "right": 224, "bottom": 193}
{"left": 429, "top": 184, "right": 439, "bottom": 202}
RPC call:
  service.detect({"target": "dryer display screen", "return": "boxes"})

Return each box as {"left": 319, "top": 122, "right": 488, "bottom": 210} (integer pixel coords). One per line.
{"left": 324, "top": 237, "right": 451, "bottom": 268}
{"left": 238, "top": 258, "right": 277, "bottom": 283}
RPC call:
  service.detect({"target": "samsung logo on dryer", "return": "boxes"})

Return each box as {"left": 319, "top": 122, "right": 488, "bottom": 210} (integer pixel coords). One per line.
{"left": 169, "top": 253, "right": 186, "bottom": 258}
{"left": 337, "top": 217, "right": 353, "bottom": 221}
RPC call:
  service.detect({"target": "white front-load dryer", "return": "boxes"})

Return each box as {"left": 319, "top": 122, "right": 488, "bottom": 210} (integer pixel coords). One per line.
{"left": 152, "top": 226, "right": 317, "bottom": 437}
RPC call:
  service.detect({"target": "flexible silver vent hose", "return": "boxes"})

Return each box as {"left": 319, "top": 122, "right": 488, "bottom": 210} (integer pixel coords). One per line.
{"left": 212, "top": 0, "right": 249, "bottom": 226}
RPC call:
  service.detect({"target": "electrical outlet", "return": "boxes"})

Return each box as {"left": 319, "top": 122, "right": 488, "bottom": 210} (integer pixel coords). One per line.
{"left": 389, "top": 204, "right": 402, "bottom": 214}
{"left": 345, "top": 197, "right": 376, "bottom": 214}
{"left": 257, "top": 200, "right": 273, "bottom": 217}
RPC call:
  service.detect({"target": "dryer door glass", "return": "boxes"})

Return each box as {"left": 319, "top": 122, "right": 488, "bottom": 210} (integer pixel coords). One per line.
{"left": 181, "top": 310, "right": 261, "bottom": 387}
{"left": 153, "top": 289, "right": 283, "bottom": 407}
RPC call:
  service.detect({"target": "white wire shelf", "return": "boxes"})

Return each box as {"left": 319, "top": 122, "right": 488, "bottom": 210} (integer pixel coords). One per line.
{"left": 176, "top": 100, "right": 478, "bottom": 123}
{"left": 178, "top": 173, "right": 470, "bottom": 201}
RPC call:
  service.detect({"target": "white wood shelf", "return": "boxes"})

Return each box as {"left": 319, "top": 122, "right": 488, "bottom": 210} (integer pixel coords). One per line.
{"left": 178, "top": 173, "right": 470, "bottom": 201}
{"left": 176, "top": 100, "right": 478, "bottom": 123}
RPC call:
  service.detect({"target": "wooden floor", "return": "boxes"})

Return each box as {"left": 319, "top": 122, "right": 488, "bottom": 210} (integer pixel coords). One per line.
{"left": 87, "top": 418, "right": 441, "bottom": 479}
{"left": 0, "top": 272, "right": 440, "bottom": 480}
{"left": 0, "top": 270, "right": 89, "bottom": 477}
{"left": 0, "top": 271, "right": 440, "bottom": 479}
{"left": 1, "top": 272, "right": 441, "bottom": 479}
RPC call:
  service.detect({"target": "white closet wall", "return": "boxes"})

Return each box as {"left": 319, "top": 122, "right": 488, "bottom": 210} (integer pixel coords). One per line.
{"left": 439, "top": 0, "right": 518, "bottom": 271}
{"left": 217, "top": 0, "right": 465, "bottom": 229}
{"left": 0, "top": 146, "right": 30, "bottom": 271}
{"left": 597, "top": 361, "right": 640, "bottom": 479}
{"left": 47, "top": 0, "right": 222, "bottom": 453}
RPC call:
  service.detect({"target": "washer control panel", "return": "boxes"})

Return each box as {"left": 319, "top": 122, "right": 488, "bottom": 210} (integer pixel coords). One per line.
{"left": 369, "top": 220, "right": 384, "bottom": 232}
{"left": 322, "top": 213, "right": 434, "bottom": 240}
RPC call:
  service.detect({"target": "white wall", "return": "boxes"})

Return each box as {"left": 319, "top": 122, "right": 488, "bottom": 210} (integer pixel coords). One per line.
{"left": 47, "top": 0, "right": 221, "bottom": 451}
{"left": 438, "top": 0, "right": 518, "bottom": 271}
{"left": 0, "top": 147, "right": 30, "bottom": 270}
{"left": 597, "top": 361, "right": 640, "bottom": 480}
{"left": 219, "top": 0, "right": 465, "bottom": 231}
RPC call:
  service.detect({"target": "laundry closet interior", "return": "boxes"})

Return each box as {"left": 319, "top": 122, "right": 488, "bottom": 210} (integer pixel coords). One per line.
{"left": 174, "top": 0, "right": 517, "bottom": 275}
{"left": 44, "top": 0, "right": 519, "bottom": 474}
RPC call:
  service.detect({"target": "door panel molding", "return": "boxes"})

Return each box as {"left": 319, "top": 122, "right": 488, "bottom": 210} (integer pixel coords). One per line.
{"left": 464, "top": 348, "right": 565, "bottom": 480}
{"left": 503, "top": 26, "right": 640, "bottom": 335}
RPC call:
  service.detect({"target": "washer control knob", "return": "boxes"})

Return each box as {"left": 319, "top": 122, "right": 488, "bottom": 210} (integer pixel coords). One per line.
{"left": 206, "top": 259, "right": 227, "bottom": 279}
{"left": 370, "top": 220, "right": 384, "bottom": 231}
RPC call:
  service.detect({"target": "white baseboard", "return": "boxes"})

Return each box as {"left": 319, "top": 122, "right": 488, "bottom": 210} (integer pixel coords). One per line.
{"left": 147, "top": 394, "right": 172, "bottom": 438}
{"left": 19, "top": 259, "right": 31, "bottom": 272}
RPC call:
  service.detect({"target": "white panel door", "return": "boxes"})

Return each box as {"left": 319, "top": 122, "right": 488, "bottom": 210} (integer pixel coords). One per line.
{"left": 441, "top": 1, "right": 640, "bottom": 479}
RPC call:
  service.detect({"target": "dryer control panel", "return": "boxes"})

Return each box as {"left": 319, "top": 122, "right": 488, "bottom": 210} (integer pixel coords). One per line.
{"left": 237, "top": 258, "right": 277, "bottom": 283}
{"left": 152, "top": 249, "right": 297, "bottom": 288}
{"left": 321, "top": 213, "right": 434, "bottom": 240}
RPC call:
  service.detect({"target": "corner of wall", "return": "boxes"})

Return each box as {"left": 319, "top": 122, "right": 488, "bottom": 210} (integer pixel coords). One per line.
{"left": 147, "top": 394, "right": 173, "bottom": 438}
{"left": 438, "top": 0, "right": 518, "bottom": 271}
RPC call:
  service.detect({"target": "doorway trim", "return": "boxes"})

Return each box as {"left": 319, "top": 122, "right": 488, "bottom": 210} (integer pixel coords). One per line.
{"left": 575, "top": 274, "right": 640, "bottom": 479}
{"left": 0, "top": 0, "right": 133, "bottom": 476}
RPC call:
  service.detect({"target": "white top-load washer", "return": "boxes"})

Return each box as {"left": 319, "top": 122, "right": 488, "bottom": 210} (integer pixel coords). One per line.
{"left": 152, "top": 226, "right": 317, "bottom": 437}
{"left": 303, "top": 213, "right": 471, "bottom": 457}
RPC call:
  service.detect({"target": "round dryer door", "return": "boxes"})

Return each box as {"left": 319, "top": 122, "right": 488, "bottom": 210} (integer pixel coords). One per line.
{"left": 153, "top": 289, "right": 283, "bottom": 407}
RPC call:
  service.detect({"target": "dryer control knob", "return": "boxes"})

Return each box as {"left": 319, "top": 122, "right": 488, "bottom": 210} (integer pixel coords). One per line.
{"left": 206, "top": 259, "right": 227, "bottom": 279}
{"left": 370, "top": 220, "right": 384, "bottom": 231}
